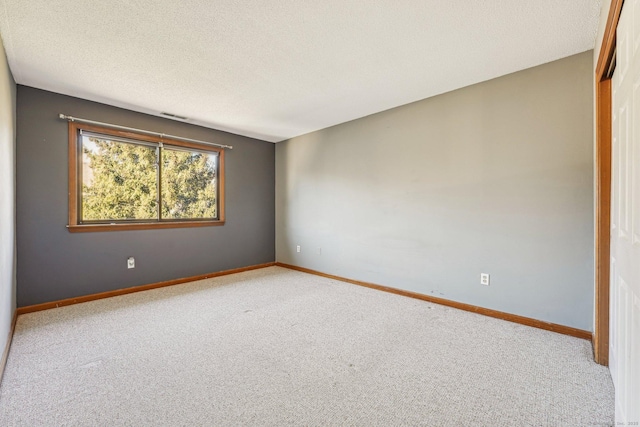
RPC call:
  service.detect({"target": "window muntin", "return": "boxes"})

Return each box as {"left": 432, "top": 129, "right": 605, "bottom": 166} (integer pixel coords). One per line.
{"left": 68, "top": 123, "right": 224, "bottom": 232}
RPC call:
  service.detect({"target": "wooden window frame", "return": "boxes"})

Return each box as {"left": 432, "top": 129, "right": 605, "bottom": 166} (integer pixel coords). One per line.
{"left": 68, "top": 122, "right": 225, "bottom": 233}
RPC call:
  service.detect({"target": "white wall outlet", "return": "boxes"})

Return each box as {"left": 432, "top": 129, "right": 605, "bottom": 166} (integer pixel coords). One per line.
{"left": 296, "top": 245, "right": 301, "bottom": 253}
{"left": 480, "top": 273, "right": 490, "bottom": 286}
{"left": 127, "top": 257, "right": 135, "bottom": 269}
{"left": 317, "top": 247, "right": 322, "bottom": 255}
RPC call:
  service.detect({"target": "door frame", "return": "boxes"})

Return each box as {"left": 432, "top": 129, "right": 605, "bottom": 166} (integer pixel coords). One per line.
{"left": 594, "top": 0, "right": 624, "bottom": 366}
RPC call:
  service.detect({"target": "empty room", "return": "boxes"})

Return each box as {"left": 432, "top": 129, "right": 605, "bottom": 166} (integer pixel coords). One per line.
{"left": 0, "top": 0, "right": 638, "bottom": 425}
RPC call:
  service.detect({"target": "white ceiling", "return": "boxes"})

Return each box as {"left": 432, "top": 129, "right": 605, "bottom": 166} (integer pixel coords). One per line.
{"left": 0, "top": 0, "right": 602, "bottom": 143}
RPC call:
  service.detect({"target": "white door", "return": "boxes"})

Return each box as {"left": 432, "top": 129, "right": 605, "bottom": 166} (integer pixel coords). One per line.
{"left": 611, "top": 0, "right": 640, "bottom": 423}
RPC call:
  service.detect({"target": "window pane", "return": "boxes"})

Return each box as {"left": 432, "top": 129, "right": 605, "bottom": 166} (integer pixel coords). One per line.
{"left": 161, "top": 147, "right": 218, "bottom": 219}
{"left": 81, "top": 135, "right": 158, "bottom": 221}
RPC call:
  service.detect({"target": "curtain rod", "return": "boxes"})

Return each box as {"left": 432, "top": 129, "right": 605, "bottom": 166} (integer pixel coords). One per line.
{"left": 58, "top": 114, "right": 233, "bottom": 150}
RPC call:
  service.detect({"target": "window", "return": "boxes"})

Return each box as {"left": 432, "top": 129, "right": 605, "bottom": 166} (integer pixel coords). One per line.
{"left": 68, "top": 122, "right": 224, "bottom": 232}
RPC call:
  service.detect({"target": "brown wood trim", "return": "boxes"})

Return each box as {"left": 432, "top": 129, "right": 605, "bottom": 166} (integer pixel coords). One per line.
{"left": 593, "top": 0, "right": 625, "bottom": 366}
{"left": 218, "top": 148, "right": 225, "bottom": 223}
{"left": 594, "top": 78, "right": 613, "bottom": 366}
{"left": 68, "top": 122, "right": 79, "bottom": 228}
{"left": 275, "top": 263, "right": 592, "bottom": 341}
{"left": 596, "top": 0, "right": 625, "bottom": 80}
{"left": 68, "top": 122, "right": 224, "bottom": 152}
{"left": 67, "top": 121, "right": 225, "bottom": 232}
{"left": 17, "top": 262, "right": 275, "bottom": 315}
{"left": 0, "top": 310, "right": 18, "bottom": 384}
{"left": 67, "top": 220, "right": 225, "bottom": 233}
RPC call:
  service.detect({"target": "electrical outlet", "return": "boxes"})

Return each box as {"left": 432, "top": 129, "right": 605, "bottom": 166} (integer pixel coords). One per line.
{"left": 480, "top": 273, "right": 490, "bottom": 286}
{"left": 296, "top": 245, "right": 301, "bottom": 253}
{"left": 127, "top": 257, "right": 135, "bottom": 269}
{"left": 317, "top": 247, "right": 322, "bottom": 255}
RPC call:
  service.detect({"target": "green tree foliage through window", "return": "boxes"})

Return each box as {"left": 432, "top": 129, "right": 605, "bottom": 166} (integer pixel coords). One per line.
{"left": 161, "top": 147, "right": 217, "bottom": 219}
{"left": 81, "top": 133, "right": 218, "bottom": 223}
{"left": 82, "top": 138, "right": 158, "bottom": 221}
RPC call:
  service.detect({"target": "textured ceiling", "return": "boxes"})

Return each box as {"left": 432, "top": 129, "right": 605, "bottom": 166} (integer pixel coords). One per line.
{"left": 0, "top": 0, "right": 602, "bottom": 142}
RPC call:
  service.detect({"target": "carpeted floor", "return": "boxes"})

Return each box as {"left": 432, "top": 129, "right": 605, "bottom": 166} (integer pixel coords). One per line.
{"left": 0, "top": 266, "right": 614, "bottom": 426}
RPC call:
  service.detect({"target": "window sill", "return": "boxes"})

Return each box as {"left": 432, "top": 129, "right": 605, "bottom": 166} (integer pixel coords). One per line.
{"left": 67, "top": 220, "right": 225, "bottom": 233}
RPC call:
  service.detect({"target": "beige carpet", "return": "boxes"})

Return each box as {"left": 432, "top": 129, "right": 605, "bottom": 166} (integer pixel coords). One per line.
{"left": 0, "top": 266, "right": 614, "bottom": 426}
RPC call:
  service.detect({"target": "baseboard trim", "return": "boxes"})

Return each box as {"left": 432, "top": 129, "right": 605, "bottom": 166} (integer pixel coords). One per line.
{"left": 0, "top": 310, "right": 18, "bottom": 384}
{"left": 17, "top": 262, "right": 276, "bottom": 315}
{"left": 15, "top": 261, "right": 592, "bottom": 341}
{"left": 275, "top": 262, "right": 592, "bottom": 341}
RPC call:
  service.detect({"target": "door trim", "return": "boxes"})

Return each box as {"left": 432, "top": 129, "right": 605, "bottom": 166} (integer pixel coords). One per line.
{"left": 594, "top": 0, "right": 624, "bottom": 366}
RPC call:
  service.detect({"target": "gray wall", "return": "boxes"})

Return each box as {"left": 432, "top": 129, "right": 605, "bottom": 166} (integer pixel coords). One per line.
{"left": 276, "top": 51, "right": 595, "bottom": 331}
{"left": 17, "top": 86, "right": 275, "bottom": 307}
{"left": 0, "top": 38, "right": 16, "bottom": 358}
